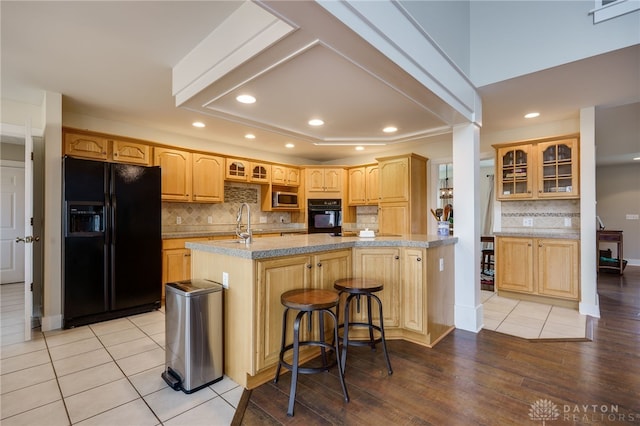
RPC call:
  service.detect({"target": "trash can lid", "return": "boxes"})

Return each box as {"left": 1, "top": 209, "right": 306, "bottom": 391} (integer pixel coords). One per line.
{"left": 166, "top": 279, "right": 223, "bottom": 296}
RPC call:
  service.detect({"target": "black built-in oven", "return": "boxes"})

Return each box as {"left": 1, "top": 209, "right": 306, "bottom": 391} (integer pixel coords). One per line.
{"left": 307, "top": 199, "right": 342, "bottom": 235}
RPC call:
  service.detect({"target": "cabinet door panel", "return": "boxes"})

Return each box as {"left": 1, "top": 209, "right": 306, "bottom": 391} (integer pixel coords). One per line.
{"left": 353, "top": 248, "right": 400, "bottom": 328}
{"left": 538, "top": 239, "right": 579, "bottom": 299}
{"left": 256, "top": 256, "right": 313, "bottom": 371}
{"left": 496, "top": 237, "right": 534, "bottom": 293}
{"left": 378, "top": 204, "right": 409, "bottom": 235}
{"left": 402, "top": 248, "right": 425, "bottom": 333}
{"left": 64, "top": 132, "right": 108, "bottom": 160}
{"left": 348, "top": 167, "right": 366, "bottom": 205}
{"left": 366, "top": 165, "right": 379, "bottom": 204}
{"left": 193, "top": 154, "right": 224, "bottom": 203}
{"left": 111, "top": 140, "right": 150, "bottom": 165}
{"left": 378, "top": 157, "right": 409, "bottom": 202}
{"left": 154, "top": 148, "right": 191, "bottom": 201}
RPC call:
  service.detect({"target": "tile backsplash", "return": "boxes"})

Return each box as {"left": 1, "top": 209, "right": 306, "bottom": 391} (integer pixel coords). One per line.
{"left": 500, "top": 199, "right": 580, "bottom": 234}
{"left": 162, "top": 182, "right": 298, "bottom": 233}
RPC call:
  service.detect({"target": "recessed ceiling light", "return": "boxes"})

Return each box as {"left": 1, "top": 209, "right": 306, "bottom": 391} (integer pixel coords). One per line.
{"left": 383, "top": 126, "right": 397, "bottom": 133}
{"left": 285, "top": 143, "right": 295, "bottom": 149}
{"left": 236, "top": 94, "right": 256, "bottom": 104}
{"left": 192, "top": 121, "right": 205, "bottom": 128}
{"left": 308, "top": 119, "right": 324, "bottom": 126}
{"left": 245, "top": 133, "right": 255, "bottom": 139}
{"left": 355, "top": 146, "right": 365, "bottom": 151}
{"left": 524, "top": 112, "right": 540, "bottom": 119}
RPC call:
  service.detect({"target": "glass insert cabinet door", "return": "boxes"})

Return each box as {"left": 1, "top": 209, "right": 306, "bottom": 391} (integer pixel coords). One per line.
{"left": 497, "top": 144, "right": 532, "bottom": 199}
{"left": 537, "top": 139, "right": 579, "bottom": 198}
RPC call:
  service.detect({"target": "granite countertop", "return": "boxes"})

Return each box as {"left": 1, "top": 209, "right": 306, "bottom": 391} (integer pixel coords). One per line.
{"left": 162, "top": 228, "right": 307, "bottom": 239}
{"left": 494, "top": 232, "right": 580, "bottom": 239}
{"left": 185, "top": 233, "right": 458, "bottom": 260}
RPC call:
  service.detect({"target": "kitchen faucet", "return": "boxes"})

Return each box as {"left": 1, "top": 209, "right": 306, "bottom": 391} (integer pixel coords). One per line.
{"left": 236, "top": 203, "right": 252, "bottom": 244}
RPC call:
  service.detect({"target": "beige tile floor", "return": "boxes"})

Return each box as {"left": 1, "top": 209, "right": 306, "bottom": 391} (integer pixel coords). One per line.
{"left": 481, "top": 290, "right": 587, "bottom": 339}
{"left": 1, "top": 283, "right": 241, "bottom": 426}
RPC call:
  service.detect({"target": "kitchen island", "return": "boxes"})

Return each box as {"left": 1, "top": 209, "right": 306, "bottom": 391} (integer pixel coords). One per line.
{"left": 187, "top": 233, "right": 456, "bottom": 389}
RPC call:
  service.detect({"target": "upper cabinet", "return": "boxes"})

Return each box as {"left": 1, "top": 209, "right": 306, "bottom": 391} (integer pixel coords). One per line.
{"left": 347, "top": 165, "right": 379, "bottom": 206}
{"left": 225, "top": 158, "right": 272, "bottom": 184}
{"left": 155, "top": 149, "right": 225, "bottom": 203}
{"left": 192, "top": 153, "right": 224, "bottom": 203}
{"left": 496, "top": 136, "right": 579, "bottom": 201}
{"left": 306, "top": 167, "right": 343, "bottom": 196}
{"left": 272, "top": 165, "right": 300, "bottom": 187}
{"left": 154, "top": 148, "right": 192, "bottom": 202}
{"left": 64, "top": 129, "right": 151, "bottom": 165}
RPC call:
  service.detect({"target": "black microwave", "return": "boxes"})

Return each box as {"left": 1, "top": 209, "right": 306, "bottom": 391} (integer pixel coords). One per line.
{"left": 272, "top": 191, "right": 298, "bottom": 208}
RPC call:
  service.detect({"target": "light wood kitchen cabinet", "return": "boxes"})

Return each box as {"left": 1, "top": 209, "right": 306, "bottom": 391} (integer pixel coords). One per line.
{"left": 192, "top": 153, "right": 224, "bottom": 203}
{"left": 376, "top": 153, "right": 427, "bottom": 234}
{"left": 401, "top": 248, "right": 426, "bottom": 334}
{"left": 352, "top": 247, "right": 401, "bottom": 328}
{"left": 347, "top": 164, "right": 379, "bottom": 206}
{"left": 226, "top": 158, "right": 271, "bottom": 184}
{"left": 496, "top": 236, "right": 579, "bottom": 301}
{"left": 64, "top": 129, "right": 152, "bottom": 165}
{"left": 255, "top": 249, "right": 351, "bottom": 372}
{"left": 495, "top": 136, "right": 579, "bottom": 200}
{"left": 162, "top": 237, "right": 212, "bottom": 298}
{"left": 272, "top": 165, "right": 300, "bottom": 186}
{"left": 154, "top": 147, "right": 192, "bottom": 202}
{"left": 306, "top": 167, "right": 344, "bottom": 195}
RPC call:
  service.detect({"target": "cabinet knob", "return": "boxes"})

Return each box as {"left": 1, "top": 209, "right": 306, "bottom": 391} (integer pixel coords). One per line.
{"left": 307, "top": 264, "right": 312, "bottom": 269}
{"left": 417, "top": 257, "right": 422, "bottom": 262}
{"left": 317, "top": 262, "right": 322, "bottom": 267}
{"left": 394, "top": 255, "right": 400, "bottom": 260}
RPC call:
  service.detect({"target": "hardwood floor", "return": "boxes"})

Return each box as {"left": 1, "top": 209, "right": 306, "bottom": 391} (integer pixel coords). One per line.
{"left": 236, "top": 266, "right": 640, "bottom": 425}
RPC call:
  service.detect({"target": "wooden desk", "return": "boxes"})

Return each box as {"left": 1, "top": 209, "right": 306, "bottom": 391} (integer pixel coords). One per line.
{"left": 597, "top": 230, "right": 624, "bottom": 274}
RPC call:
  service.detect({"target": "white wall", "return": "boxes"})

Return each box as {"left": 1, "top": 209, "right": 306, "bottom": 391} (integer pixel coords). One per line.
{"left": 470, "top": 1, "right": 640, "bottom": 87}
{"left": 399, "top": 0, "right": 471, "bottom": 75}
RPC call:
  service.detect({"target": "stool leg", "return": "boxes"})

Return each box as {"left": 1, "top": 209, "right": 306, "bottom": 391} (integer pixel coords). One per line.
{"left": 318, "top": 310, "right": 328, "bottom": 369}
{"left": 366, "top": 294, "right": 375, "bottom": 350}
{"left": 274, "top": 307, "right": 289, "bottom": 383}
{"left": 287, "top": 310, "right": 305, "bottom": 417}
{"left": 340, "top": 294, "right": 354, "bottom": 374}
{"left": 326, "top": 308, "right": 349, "bottom": 403}
{"left": 372, "top": 293, "right": 393, "bottom": 375}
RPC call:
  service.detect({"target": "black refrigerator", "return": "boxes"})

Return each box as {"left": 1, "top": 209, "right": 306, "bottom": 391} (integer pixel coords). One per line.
{"left": 63, "top": 157, "right": 162, "bottom": 328}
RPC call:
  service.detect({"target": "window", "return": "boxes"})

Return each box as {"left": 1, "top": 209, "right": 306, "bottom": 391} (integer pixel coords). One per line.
{"left": 590, "top": 0, "right": 640, "bottom": 23}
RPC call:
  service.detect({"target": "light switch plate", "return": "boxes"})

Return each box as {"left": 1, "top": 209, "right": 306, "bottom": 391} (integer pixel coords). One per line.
{"left": 523, "top": 217, "right": 533, "bottom": 227}
{"left": 222, "top": 272, "right": 229, "bottom": 289}
{"left": 564, "top": 217, "right": 572, "bottom": 227}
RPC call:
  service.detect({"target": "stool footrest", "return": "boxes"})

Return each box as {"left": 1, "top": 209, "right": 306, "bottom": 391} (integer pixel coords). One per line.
{"left": 278, "top": 342, "right": 337, "bottom": 374}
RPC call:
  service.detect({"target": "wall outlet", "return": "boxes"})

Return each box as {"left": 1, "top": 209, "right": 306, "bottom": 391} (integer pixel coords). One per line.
{"left": 564, "top": 217, "right": 572, "bottom": 227}
{"left": 626, "top": 214, "right": 639, "bottom": 220}
{"left": 207, "top": 216, "right": 213, "bottom": 224}
{"left": 523, "top": 217, "right": 533, "bottom": 227}
{"left": 439, "top": 258, "right": 444, "bottom": 271}
{"left": 222, "top": 272, "right": 229, "bottom": 289}
{"left": 176, "top": 216, "right": 182, "bottom": 225}
{"left": 260, "top": 216, "right": 267, "bottom": 224}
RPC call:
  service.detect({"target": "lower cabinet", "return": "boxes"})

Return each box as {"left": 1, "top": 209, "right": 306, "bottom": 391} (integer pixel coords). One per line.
{"left": 255, "top": 249, "right": 351, "bottom": 373}
{"left": 402, "top": 248, "right": 426, "bottom": 334}
{"left": 352, "top": 247, "right": 401, "bottom": 328}
{"left": 496, "top": 236, "right": 579, "bottom": 301}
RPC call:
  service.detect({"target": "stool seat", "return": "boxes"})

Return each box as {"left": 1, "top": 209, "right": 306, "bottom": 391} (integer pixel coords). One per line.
{"left": 281, "top": 289, "right": 340, "bottom": 311}
{"left": 334, "top": 278, "right": 383, "bottom": 294}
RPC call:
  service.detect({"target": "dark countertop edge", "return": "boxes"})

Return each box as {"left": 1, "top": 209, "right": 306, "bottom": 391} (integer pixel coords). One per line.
{"left": 494, "top": 232, "right": 580, "bottom": 240}
{"left": 185, "top": 235, "right": 458, "bottom": 260}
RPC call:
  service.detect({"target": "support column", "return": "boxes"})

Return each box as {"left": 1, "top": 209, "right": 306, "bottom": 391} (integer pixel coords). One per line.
{"left": 453, "top": 123, "right": 483, "bottom": 332}
{"left": 579, "top": 106, "right": 600, "bottom": 318}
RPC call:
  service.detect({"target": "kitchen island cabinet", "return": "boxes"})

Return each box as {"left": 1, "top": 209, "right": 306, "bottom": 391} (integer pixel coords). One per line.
{"left": 187, "top": 233, "right": 455, "bottom": 389}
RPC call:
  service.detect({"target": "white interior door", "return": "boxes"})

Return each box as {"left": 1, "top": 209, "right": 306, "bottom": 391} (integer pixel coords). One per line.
{"left": 0, "top": 163, "right": 25, "bottom": 283}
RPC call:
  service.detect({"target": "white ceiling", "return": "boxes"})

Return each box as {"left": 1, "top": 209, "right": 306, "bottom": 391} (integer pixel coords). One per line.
{"left": 2, "top": 1, "right": 638, "bottom": 163}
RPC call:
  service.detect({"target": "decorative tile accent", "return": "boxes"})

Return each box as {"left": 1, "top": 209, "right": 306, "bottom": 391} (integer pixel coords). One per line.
{"left": 501, "top": 199, "right": 580, "bottom": 233}
{"left": 162, "top": 182, "right": 291, "bottom": 232}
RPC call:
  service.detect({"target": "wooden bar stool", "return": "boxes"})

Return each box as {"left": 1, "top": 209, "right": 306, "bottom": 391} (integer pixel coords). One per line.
{"left": 274, "top": 288, "right": 349, "bottom": 417}
{"left": 334, "top": 278, "right": 393, "bottom": 375}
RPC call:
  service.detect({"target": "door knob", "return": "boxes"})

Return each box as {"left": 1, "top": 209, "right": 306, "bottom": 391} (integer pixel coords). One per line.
{"left": 15, "top": 236, "right": 40, "bottom": 243}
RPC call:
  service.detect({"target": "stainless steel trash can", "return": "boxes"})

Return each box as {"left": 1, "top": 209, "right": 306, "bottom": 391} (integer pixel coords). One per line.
{"left": 162, "top": 279, "right": 223, "bottom": 393}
